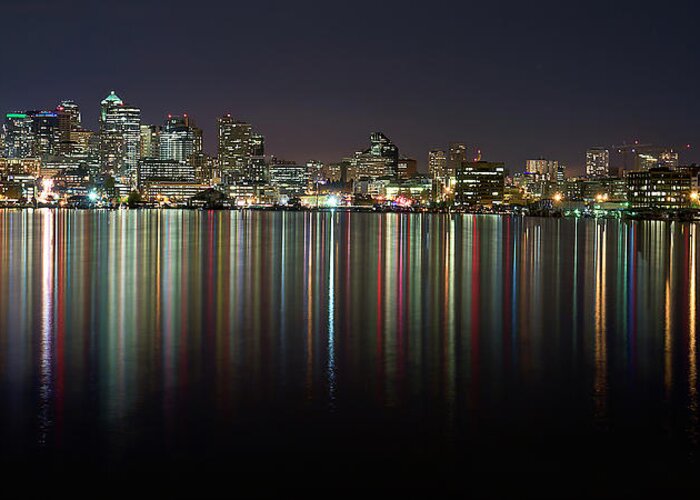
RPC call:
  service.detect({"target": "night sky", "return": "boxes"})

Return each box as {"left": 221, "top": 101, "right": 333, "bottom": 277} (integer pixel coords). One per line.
{"left": 2, "top": 0, "right": 700, "bottom": 173}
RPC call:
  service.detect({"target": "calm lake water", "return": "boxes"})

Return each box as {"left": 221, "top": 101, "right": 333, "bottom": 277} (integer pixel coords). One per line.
{"left": 0, "top": 209, "right": 698, "bottom": 497}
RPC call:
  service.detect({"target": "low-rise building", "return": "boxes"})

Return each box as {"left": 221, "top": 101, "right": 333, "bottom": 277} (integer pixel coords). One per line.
{"left": 454, "top": 161, "right": 505, "bottom": 208}
{"left": 627, "top": 168, "right": 691, "bottom": 210}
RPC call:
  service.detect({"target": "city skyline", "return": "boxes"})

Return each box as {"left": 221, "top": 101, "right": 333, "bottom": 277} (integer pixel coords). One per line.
{"left": 3, "top": 1, "right": 700, "bottom": 496}
{"left": 2, "top": 90, "right": 694, "bottom": 175}
{"left": 2, "top": 1, "right": 699, "bottom": 173}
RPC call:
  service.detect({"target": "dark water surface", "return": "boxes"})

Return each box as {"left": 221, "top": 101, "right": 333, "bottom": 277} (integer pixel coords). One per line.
{"left": 0, "top": 209, "right": 699, "bottom": 497}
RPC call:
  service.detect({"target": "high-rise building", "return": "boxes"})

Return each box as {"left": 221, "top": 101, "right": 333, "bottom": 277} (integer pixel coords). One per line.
{"left": 140, "top": 125, "right": 161, "bottom": 159}
{"left": 68, "top": 129, "right": 94, "bottom": 156}
{"left": 307, "top": 160, "right": 324, "bottom": 184}
{"left": 454, "top": 161, "right": 505, "bottom": 208}
{"left": 2, "top": 110, "right": 66, "bottom": 159}
{"left": 3, "top": 113, "right": 35, "bottom": 159}
{"left": 369, "top": 132, "right": 399, "bottom": 177}
{"left": 218, "top": 115, "right": 253, "bottom": 177}
{"left": 190, "top": 152, "right": 216, "bottom": 183}
{"left": 245, "top": 156, "right": 267, "bottom": 183}
{"left": 586, "top": 148, "right": 610, "bottom": 178}
{"left": 244, "top": 133, "right": 266, "bottom": 182}
{"left": 53, "top": 102, "right": 77, "bottom": 155}
{"left": 250, "top": 133, "right": 264, "bottom": 156}
{"left": 428, "top": 150, "right": 447, "bottom": 180}
{"left": 526, "top": 158, "right": 559, "bottom": 181}
{"left": 99, "top": 91, "right": 141, "bottom": 184}
{"left": 428, "top": 149, "right": 449, "bottom": 200}
{"left": 448, "top": 142, "right": 467, "bottom": 178}
{"left": 160, "top": 115, "right": 197, "bottom": 163}
{"left": 344, "top": 132, "right": 400, "bottom": 181}
{"left": 30, "top": 110, "right": 62, "bottom": 158}
{"left": 57, "top": 100, "right": 81, "bottom": 129}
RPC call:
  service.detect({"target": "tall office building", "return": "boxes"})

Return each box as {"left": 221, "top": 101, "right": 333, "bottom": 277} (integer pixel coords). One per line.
{"left": 3, "top": 110, "right": 64, "bottom": 159}
{"left": 31, "top": 110, "right": 62, "bottom": 157}
{"left": 53, "top": 102, "right": 76, "bottom": 154}
{"left": 191, "top": 152, "right": 216, "bottom": 183}
{"left": 57, "top": 100, "right": 81, "bottom": 129}
{"left": 159, "top": 115, "right": 197, "bottom": 163}
{"left": 369, "top": 132, "right": 399, "bottom": 177}
{"left": 250, "top": 133, "right": 264, "bottom": 156}
{"left": 428, "top": 149, "right": 447, "bottom": 180}
{"left": 218, "top": 115, "right": 253, "bottom": 176}
{"left": 140, "top": 124, "right": 161, "bottom": 159}
{"left": 68, "top": 128, "right": 93, "bottom": 156}
{"left": 3, "top": 113, "right": 35, "bottom": 158}
{"left": 245, "top": 133, "right": 266, "bottom": 182}
{"left": 448, "top": 142, "right": 467, "bottom": 178}
{"left": 344, "top": 132, "right": 400, "bottom": 181}
{"left": 586, "top": 148, "right": 609, "bottom": 178}
{"left": 99, "top": 91, "right": 141, "bottom": 183}
{"left": 526, "top": 158, "right": 560, "bottom": 181}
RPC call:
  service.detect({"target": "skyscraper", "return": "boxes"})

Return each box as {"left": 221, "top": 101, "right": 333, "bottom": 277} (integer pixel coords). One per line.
{"left": 57, "top": 100, "right": 81, "bottom": 129}
{"left": 30, "top": 111, "right": 62, "bottom": 158}
{"left": 245, "top": 133, "right": 266, "bottom": 182}
{"left": 369, "top": 132, "right": 399, "bottom": 177}
{"left": 250, "top": 133, "right": 264, "bottom": 157}
{"left": 428, "top": 149, "right": 447, "bottom": 180}
{"left": 140, "top": 125, "right": 161, "bottom": 159}
{"left": 3, "top": 113, "right": 35, "bottom": 159}
{"left": 586, "top": 148, "right": 609, "bottom": 178}
{"left": 526, "top": 158, "right": 559, "bottom": 181}
{"left": 159, "top": 115, "right": 197, "bottom": 163}
{"left": 448, "top": 142, "right": 467, "bottom": 178}
{"left": 99, "top": 91, "right": 141, "bottom": 184}
{"left": 218, "top": 115, "right": 252, "bottom": 177}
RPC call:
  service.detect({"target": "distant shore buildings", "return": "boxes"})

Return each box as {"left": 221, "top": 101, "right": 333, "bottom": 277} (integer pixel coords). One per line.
{"left": 0, "top": 91, "right": 697, "bottom": 214}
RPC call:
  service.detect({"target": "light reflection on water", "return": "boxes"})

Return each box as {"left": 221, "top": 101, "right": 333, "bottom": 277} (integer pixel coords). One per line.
{"left": 0, "top": 209, "right": 698, "bottom": 465}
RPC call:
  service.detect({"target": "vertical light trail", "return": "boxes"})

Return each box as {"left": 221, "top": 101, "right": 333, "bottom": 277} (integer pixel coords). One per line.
{"left": 594, "top": 222, "right": 608, "bottom": 426}
{"left": 38, "top": 209, "right": 55, "bottom": 447}
{"left": 664, "top": 233, "right": 674, "bottom": 400}
{"left": 445, "top": 215, "right": 456, "bottom": 432}
{"left": 689, "top": 225, "right": 697, "bottom": 445}
{"left": 305, "top": 213, "right": 313, "bottom": 399}
{"left": 327, "top": 212, "right": 336, "bottom": 409}
{"left": 572, "top": 219, "right": 579, "bottom": 348}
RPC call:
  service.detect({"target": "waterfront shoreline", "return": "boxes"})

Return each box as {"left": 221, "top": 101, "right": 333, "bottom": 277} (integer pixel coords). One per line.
{"left": 2, "top": 204, "right": 700, "bottom": 221}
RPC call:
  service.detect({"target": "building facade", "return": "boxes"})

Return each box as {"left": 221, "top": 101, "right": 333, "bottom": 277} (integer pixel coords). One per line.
{"left": 627, "top": 168, "right": 691, "bottom": 209}
{"left": 99, "top": 91, "right": 141, "bottom": 184}
{"left": 586, "top": 148, "right": 610, "bottom": 178}
{"left": 454, "top": 161, "right": 505, "bottom": 208}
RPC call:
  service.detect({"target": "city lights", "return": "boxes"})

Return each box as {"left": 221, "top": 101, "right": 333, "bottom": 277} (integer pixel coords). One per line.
{"left": 0, "top": 93, "right": 697, "bottom": 220}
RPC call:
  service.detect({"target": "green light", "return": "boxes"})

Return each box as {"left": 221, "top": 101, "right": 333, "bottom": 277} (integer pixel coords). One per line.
{"left": 6, "top": 113, "right": 27, "bottom": 119}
